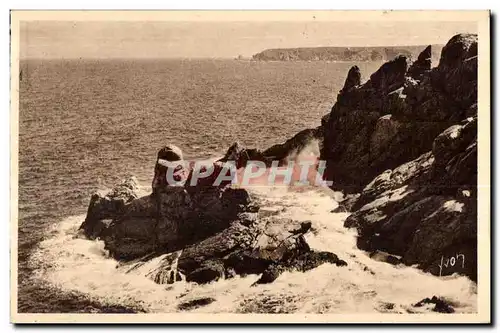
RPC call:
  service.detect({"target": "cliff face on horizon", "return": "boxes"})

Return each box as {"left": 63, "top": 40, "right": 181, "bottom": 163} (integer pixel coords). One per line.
{"left": 252, "top": 45, "right": 443, "bottom": 62}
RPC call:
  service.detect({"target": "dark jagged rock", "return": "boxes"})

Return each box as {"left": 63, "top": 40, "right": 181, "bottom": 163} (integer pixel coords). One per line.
{"left": 217, "top": 141, "right": 271, "bottom": 168}
{"left": 438, "top": 34, "right": 478, "bottom": 72}
{"left": 289, "top": 221, "right": 312, "bottom": 235}
{"left": 408, "top": 45, "right": 432, "bottom": 80}
{"left": 432, "top": 117, "right": 477, "bottom": 171}
{"left": 340, "top": 66, "right": 361, "bottom": 93}
{"left": 332, "top": 193, "right": 360, "bottom": 213}
{"left": 321, "top": 34, "right": 477, "bottom": 194}
{"left": 253, "top": 251, "right": 348, "bottom": 285}
{"left": 219, "top": 141, "right": 245, "bottom": 163}
{"left": 414, "top": 296, "right": 455, "bottom": 313}
{"left": 100, "top": 173, "right": 260, "bottom": 261}
{"left": 434, "top": 34, "right": 478, "bottom": 112}
{"left": 218, "top": 127, "right": 322, "bottom": 169}
{"left": 289, "top": 250, "right": 348, "bottom": 272}
{"left": 224, "top": 250, "right": 272, "bottom": 276}
{"left": 343, "top": 117, "right": 477, "bottom": 280}
{"left": 368, "top": 55, "right": 409, "bottom": 93}
{"left": 78, "top": 177, "right": 139, "bottom": 240}
{"left": 323, "top": 34, "right": 478, "bottom": 281}
{"left": 185, "top": 261, "right": 225, "bottom": 284}
{"left": 80, "top": 145, "right": 346, "bottom": 285}
{"left": 101, "top": 186, "right": 190, "bottom": 260}
{"left": 177, "top": 297, "right": 216, "bottom": 311}
{"left": 254, "top": 264, "right": 286, "bottom": 285}
{"left": 369, "top": 114, "right": 402, "bottom": 156}
{"left": 152, "top": 144, "right": 187, "bottom": 194}
{"left": 262, "top": 127, "right": 322, "bottom": 162}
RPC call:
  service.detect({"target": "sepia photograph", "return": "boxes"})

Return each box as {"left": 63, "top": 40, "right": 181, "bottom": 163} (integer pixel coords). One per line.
{"left": 10, "top": 10, "right": 490, "bottom": 323}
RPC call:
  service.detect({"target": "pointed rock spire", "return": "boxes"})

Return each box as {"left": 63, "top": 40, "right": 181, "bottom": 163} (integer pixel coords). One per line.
{"left": 340, "top": 65, "right": 361, "bottom": 93}
{"left": 408, "top": 45, "right": 432, "bottom": 80}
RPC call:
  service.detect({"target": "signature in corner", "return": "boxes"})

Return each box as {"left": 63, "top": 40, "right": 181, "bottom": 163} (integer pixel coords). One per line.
{"left": 438, "top": 254, "right": 465, "bottom": 276}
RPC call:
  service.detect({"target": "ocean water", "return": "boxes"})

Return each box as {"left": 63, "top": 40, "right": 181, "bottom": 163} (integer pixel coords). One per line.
{"left": 18, "top": 59, "right": 477, "bottom": 313}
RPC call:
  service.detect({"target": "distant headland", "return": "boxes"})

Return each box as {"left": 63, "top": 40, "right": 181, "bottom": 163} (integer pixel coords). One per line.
{"left": 251, "top": 45, "right": 443, "bottom": 62}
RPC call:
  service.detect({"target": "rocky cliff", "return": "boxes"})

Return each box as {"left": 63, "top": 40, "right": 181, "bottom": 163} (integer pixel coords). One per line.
{"left": 323, "top": 33, "right": 478, "bottom": 281}
{"left": 252, "top": 45, "right": 443, "bottom": 62}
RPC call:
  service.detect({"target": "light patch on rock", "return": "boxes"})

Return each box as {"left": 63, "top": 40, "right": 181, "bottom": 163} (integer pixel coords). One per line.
{"left": 443, "top": 200, "right": 464, "bottom": 213}
{"left": 449, "top": 128, "right": 460, "bottom": 139}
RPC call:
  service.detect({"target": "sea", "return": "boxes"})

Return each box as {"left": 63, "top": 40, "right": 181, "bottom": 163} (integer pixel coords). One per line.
{"left": 17, "top": 59, "right": 477, "bottom": 313}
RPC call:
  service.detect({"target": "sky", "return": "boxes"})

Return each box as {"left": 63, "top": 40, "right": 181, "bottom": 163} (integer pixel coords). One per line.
{"left": 19, "top": 20, "right": 478, "bottom": 59}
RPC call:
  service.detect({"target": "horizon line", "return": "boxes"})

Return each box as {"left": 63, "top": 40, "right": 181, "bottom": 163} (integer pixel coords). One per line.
{"left": 19, "top": 41, "right": 447, "bottom": 61}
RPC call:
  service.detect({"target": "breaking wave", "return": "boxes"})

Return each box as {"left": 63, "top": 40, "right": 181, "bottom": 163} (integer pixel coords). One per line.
{"left": 28, "top": 183, "right": 477, "bottom": 313}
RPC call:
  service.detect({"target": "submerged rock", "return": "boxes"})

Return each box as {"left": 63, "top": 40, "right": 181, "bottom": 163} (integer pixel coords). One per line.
{"left": 177, "top": 297, "right": 216, "bottom": 311}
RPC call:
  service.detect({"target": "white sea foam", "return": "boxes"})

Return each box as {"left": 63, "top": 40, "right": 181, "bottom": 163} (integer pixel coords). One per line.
{"left": 29, "top": 184, "right": 477, "bottom": 314}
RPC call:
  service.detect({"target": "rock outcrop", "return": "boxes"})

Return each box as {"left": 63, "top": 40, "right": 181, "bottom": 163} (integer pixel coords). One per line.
{"left": 343, "top": 119, "right": 477, "bottom": 280}
{"left": 79, "top": 33, "right": 478, "bottom": 287}
{"left": 413, "top": 296, "right": 456, "bottom": 313}
{"left": 79, "top": 143, "right": 347, "bottom": 285}
{"left": 151, "top": 144, "right": 188, "bottom": 194}
{"left": 252, "top": 45, "right": 443, "bottom": 62}
{"left": 218, "top": 126, "right": 322, "bottom": 168}
{"left": 407, "top": 45, "right": 432, "bottom": 80}
{"left": 340, "top": 66, "right": 361, "bottom": 93}
{"left": 321, "top": 33, "right": 478, "bottom": 281}
{"left": 321, "top": 34, "right": 477, "bottom": 194}
{"left": 79, "top": 177, "right": 140, "bottom": 240}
